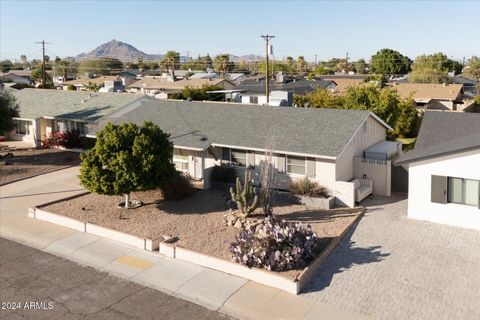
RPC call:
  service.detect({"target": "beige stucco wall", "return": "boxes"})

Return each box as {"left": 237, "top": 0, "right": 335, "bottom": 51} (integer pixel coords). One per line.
{"left": 336, "top": 116, "right": 386, "bottom": 181}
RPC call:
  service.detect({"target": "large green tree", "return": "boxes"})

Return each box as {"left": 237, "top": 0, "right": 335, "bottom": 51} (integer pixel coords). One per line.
{"left": 409, "top": 53, "right": 450, "bottom": 83}
{"left": 0, "top": 89, "right": 20, "bottom": 134}
{"left": 370, "top": 49, "right": 411, "bottom": 75}
{"left": 465, "top": 56, "right": 480, "bottom": 81}
{"left": 0, "top": 60, "right": 13, "bottom": 73}
{"left": 342, "top": 85, "right": 418, "bottom": 137}
{"left": 297, "top": 85, "right": 418, "bottom": 138}
{"left": 80, "top": 121, "right": 176, "bottom": 208}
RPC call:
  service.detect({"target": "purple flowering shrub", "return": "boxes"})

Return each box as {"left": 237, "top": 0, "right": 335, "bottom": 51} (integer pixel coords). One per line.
{"left": 229, "top": 217, "right": 319, "bottom": 271}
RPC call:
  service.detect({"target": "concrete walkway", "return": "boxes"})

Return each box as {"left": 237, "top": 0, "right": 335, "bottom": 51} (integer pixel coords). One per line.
{"left": 0, "top": 167, "right": 367, "bottom": 320}
{"left": 301, "top": 194, "right": 480, "bottom": 320}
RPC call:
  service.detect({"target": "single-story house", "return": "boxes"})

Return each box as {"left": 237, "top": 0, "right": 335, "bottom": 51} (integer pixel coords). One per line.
{"left": 0, "top": 72, "right": 32, "bottom": 85}
{"left": 7, "top": 89, "right": 141, "bottom": 146}
{"left": 320, "top": 77, "right": 366, "bottom": 95}
{"left": 390, "top": 83, "right": 469, "bottom": 111}
{"left": 236, "top": 76, "right": 336, "bottom": 95}
{"left": 395, "top": 111, "right": 480, "bottom": 230}
{"left": 99, "top": 97, "right": 393, "bottom": 207}
{"left": 61, "top": 76, "right": 121, "bottom": 91}
{"left": 127, "top": 77, "right": 236, "bottom": 98}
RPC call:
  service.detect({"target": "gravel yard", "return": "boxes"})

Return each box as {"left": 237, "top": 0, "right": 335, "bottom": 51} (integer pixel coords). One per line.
{"left": 43, "top": 189, "right": 362, "bottom": 278}
{"left": 0, "top": 147, "right": 80, "bottom": 186}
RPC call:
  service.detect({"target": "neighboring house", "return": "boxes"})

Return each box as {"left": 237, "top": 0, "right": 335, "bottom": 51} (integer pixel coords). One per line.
{"left": 99, "top": 97, "right": 393, "bottom": 207}
{"left": 391, "top": 83, "right": 469, "bottom": 111}
{"left": 395, "top": 111, "right": 480, "bottom": 230}
{"left": 0, "top": 72, "right": 32, "bottom": 85}
{"left": 236, "top": 76, "right": 336, "bottom": 95}
{"left": 7, "top": 89, "right": 141, "bottom": 146}
{"left": 320, "top": 77, "right": 366, "bottom": 95}
{"left": 128, "top": 77, "right": 236, "bottom": 98}
{"left": 452, "top": 75, "right": 478, "bottom": 97}
{"left": 62, "top": 76, "right": 121, "bottom": 91}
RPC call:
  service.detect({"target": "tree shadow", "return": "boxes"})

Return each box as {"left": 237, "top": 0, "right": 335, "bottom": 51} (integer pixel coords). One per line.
{"left": 301, "top": 221, "right": 390, "bottom": 294}
{"left": 5, "top": 151, "right": 80, "bottom": 166}
{"left": 155, "top": 189, "right": 226, "bottom": 215}
{"left": 280, "top": 208, "right": 360, "bottom": 224}
{"left": 360, "top": 193, "right": 407, "bottom": 208}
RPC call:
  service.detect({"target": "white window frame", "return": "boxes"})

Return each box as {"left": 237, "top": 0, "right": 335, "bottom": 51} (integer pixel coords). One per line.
{"left": 286, "top": 155, "right": 306, "bottom": 176}
{"left": 13, "top": 119, "right": 31, "bottom": 135}
{"left": 447, "top": 177, "right": 480, "bottom": 207}
{"left": 173, "top": 149, "right": 189, "bottom": 172}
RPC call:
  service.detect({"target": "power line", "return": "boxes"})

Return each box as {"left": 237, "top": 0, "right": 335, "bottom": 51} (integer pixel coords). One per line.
{"left": 261, "top": 34, "right": 275, "bottom": 103}
{"left": 35, "top": 40, "right": 51, "bottom": 86}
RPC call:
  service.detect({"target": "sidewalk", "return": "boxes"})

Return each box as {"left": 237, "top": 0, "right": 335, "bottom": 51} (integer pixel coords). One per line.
{"left": 0, "top": 167, "right": 369, "bottom": 320}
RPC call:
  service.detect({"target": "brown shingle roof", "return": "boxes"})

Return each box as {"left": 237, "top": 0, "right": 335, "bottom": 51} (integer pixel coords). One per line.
{"left": 391, "top": 83, "right": 463, "bottom": 101}
{"left": 63, "top": 76, "right": 120, "bottom": 86}
{"left": 128, "top": 77, "right": 232, "bottom": 90}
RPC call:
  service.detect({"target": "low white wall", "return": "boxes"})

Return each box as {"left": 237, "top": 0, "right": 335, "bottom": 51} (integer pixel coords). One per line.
{"left": 174, "top": 246, "right": 299, "bottom": 294}
{"left": 407, "top": 149, "right": 480, "bottom": 230}
{"left": 317, "top": 180, "right": 355, "bottom": 208}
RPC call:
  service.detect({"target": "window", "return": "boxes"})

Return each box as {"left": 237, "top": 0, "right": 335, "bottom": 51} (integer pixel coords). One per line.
{"left": 14, "top": 119, "right": 31, "bottom": 135}
{"left": 447, "top": 177, "right": 479, "bottom": 207}
{"left": 230, "top": 149, "right": 247, "bottom": 167}
{"left": 286, "top": 156, "right": 305, "bottom": 175}
{"left": 173, "top": 149, "right": 189, "bottom": 172}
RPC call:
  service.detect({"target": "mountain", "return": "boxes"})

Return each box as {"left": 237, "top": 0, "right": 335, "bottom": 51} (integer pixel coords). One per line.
{"left": 76, "top": 39, "right": 162, "bottom": 61}
{"left": 76, "top": 40, "right": 264, "bottom": 63}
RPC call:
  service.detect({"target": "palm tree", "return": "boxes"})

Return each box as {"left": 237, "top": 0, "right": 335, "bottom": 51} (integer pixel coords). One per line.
{"left": 213, "top": 54, "right": 231, "bottom": 78}
{"left": 160, "top": 51, "right": 180, "bottom": 78}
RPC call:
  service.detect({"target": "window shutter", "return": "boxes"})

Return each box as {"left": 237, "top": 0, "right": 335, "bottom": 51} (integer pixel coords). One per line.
{"left": 431, "top": 175, "right": 447, "bottom": 204}
{"left": 221, "top": 148, "right": 230, "bottom": 162}
{"left": 246, "top": 152, "right": 255, "bottom": 168}
{"left": 306, "top": 158, "right": 315, "bottom": 178}
{"left": 277, "top": 155, "right": 286, "bottom": 173}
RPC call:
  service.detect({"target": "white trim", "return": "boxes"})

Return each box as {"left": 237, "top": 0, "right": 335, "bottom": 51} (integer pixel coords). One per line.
{"left": 212, "top": 143, "right": 336, "bottom": 160}
{"left": 173, "top": 144, "right": 206, "bottom": 151}
{"left": 286, "top": 155, "right": 307, "bottom": 176}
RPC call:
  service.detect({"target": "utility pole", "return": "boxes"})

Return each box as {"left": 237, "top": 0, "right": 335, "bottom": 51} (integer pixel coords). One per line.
{"left": 35, "top": 40, "right": 51, "bottom": 87}
{"left": 345, "top": 51, "right": 349, "bottom": 73}
{"left": 261, "top": 34, "right": 275, "bottom": 104}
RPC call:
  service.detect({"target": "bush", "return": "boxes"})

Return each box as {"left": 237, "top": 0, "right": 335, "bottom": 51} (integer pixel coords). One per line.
{"left": 42, "top": 130, "right": 82, "bottom": 149}
{"left": 290, "top": 178, "right": 329, "bottom": 198}
{"left": 229, "top": 217, "right": 319, "bottom": 271}
{"left": 210, "top": 164, "right": 236, "bottom": 183}
{"left": 161, "top": 172, "right": 195, "bottom": 201}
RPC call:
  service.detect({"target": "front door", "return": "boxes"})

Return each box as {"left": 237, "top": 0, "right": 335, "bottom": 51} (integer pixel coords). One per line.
{"left": 194, "top": 156, "right": 203, "bottom": 179}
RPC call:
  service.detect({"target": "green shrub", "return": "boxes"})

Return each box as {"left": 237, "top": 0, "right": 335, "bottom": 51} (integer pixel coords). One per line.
{"left": 161, "top": 172, "right": 195, "bottom": 201}
{"left": 210, "top": 164, "right": 236, "bottom": 183}
{"left": 290, "top": 178, "right": 329, "bottom": 198}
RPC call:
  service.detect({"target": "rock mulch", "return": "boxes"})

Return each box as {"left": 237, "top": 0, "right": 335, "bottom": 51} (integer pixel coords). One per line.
{"left": 0, "top": 148, "right": 80, "bottom": 186}
{"left": 43, "top": 189, "right": 362, "bottom": 277}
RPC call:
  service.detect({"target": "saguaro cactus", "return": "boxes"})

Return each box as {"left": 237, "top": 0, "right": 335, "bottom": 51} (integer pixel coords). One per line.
{"left": 230, "top": 170, "right": 259, "bottom": 218}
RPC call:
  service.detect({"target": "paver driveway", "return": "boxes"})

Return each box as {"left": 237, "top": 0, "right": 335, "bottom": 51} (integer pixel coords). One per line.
{"left": 302, "top": 194, "right": 480, "bottom": 320}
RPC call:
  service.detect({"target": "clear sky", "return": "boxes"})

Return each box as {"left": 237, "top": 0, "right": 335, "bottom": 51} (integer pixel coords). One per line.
{"left": 1, "top": 0, "right": 479, "bottom": 62}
